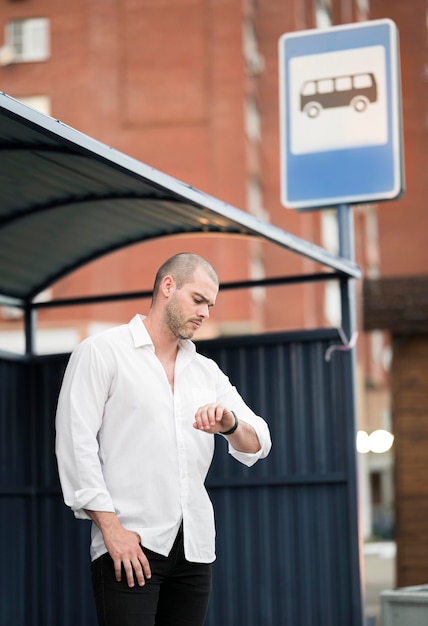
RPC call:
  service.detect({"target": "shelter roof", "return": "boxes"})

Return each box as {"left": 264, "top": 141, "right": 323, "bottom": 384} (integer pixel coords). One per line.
{"left": 0, "top": 93, "right": 360, "bottom": 306}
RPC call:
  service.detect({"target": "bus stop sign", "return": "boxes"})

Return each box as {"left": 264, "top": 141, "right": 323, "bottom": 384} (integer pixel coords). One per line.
{"left": 279, "top": 19, "right": 404, "bottom": 210}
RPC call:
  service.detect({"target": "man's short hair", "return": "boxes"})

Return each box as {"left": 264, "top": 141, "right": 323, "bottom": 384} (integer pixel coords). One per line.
{"left": 152, "top": 253, "right": 219, "bottom": 301}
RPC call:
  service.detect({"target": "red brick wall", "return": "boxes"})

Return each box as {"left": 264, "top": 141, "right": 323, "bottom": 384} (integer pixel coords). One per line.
{"left": 1, "top": 0, "right": 427, "bottom": 333}
{"left": 370, "top": 0, "right": 428, "bottom": 276}
{"left": 0, "top": 0, "right": 254, "bottom": 329}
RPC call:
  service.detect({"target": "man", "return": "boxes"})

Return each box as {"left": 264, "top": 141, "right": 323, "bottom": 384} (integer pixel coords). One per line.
{"left": 56, "top": 252, "right": 271, "bottom": 626}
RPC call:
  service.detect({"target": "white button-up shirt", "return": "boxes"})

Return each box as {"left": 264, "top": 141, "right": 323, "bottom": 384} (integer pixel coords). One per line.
{"left": 56, "top": 314, "right": 271, "bottom": 563}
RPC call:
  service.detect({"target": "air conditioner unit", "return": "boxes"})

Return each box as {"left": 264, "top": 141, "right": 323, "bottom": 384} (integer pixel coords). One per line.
{"left": 381, "top": 585, "right": 428, "bottom": 625}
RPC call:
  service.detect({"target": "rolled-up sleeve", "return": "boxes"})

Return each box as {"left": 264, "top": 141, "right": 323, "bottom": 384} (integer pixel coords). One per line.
{"left": 55, "top": 341, "right": 116, "bottom": 519}
{"left": 226, "top": 415, "right": 272, "bottom": 466}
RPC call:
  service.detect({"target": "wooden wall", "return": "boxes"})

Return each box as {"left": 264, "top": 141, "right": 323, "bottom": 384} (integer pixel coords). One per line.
{"left": 392, "top": 334, "right": 428, "bottom": 587}
{"left": 364, "top": 277, "right": 428, "bottom": 586}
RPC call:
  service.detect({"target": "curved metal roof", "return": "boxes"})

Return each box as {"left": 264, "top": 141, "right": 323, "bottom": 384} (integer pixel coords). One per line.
{"left": 0, "top": 92, "right": 360, "bottom": 305}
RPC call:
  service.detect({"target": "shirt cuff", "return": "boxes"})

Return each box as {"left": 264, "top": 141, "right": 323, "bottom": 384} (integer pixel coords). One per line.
{"left": 72, "top": 488, "right": 115, "bottom": 519}
{"left": 227, "top": 447, "right": 264, "bottom": 467}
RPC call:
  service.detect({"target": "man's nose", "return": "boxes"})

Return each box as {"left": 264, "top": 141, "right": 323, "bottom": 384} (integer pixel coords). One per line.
{"left": 198, "top": 303, "right": 210, "bottom": 319}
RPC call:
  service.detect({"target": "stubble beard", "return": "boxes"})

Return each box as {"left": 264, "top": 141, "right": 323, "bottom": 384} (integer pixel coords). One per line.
{"left": 165, "top": 299, "right": 196, "bottom": 340}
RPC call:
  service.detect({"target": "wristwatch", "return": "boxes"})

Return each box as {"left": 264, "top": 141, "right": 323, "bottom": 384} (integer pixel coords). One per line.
{"left": 220, "top": 411, "right": 238, "bottom": 435}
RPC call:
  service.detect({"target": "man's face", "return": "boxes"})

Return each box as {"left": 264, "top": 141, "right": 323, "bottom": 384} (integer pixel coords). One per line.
{"left": 164, "top": 268, "right": 218, "bottom": 340}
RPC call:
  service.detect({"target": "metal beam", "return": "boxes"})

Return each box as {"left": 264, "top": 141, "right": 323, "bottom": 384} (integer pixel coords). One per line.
{"left": 28, "top": 272, "right": 342, "bottom": 310}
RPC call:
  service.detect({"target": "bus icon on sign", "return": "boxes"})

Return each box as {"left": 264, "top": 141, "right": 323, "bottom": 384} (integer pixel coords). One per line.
{"left": 300, "top": 72, "right": 377, "bottom": 118}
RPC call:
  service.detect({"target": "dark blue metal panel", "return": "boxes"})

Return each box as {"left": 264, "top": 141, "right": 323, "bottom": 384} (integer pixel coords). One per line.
{"left": 199, "top": 329, "right": 362, "bottom": 626}
{"left": 0, "top": 354, "right": 97, "bottom": 626}
{"left": 0, "top": 327, "right": 362, "bottom": 625}
{"left": 31, "top": 356, "right": 97, "bottom": 626}
{"left": 0, "top": 357, "right": 33, "bottom": 625}
{"left": 208, "top": 484, "right": 351, "bottom": 625}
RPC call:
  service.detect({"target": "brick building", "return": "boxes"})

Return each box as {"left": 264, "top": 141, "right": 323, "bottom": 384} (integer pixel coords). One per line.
{"left": 0, "top": 0, "right": 427, "bottom": 589}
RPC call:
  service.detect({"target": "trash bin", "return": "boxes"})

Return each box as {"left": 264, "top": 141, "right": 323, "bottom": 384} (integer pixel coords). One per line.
{"left": 381, "top": 584, "right": 428, "bottom": 626}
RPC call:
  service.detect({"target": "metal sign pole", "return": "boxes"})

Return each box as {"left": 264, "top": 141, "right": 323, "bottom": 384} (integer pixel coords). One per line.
{"left": 337, "top": 203, "right": 365, "bottom": 625}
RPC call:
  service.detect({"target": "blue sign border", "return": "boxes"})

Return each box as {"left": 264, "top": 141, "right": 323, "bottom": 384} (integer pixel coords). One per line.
{"left": 279, "top": 20, "right": 404, "bottom": 210}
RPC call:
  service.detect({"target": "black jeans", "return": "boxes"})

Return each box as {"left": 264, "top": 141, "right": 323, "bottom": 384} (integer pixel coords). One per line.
{"left": 91, "top": 526, "right": 212, "bottom": 626}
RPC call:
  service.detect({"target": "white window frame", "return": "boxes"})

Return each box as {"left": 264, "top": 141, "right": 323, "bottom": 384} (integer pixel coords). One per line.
{"left": 5, "top": 18, "right": 50, "bottom": 63}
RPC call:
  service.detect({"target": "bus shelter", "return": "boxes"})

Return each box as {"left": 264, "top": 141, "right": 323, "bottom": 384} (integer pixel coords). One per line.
{"left": 0, "top": 93, "right": 363, "bottom": 626}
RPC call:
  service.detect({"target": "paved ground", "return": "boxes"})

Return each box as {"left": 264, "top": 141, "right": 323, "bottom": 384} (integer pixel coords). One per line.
{"left": 364, "top": 542, "right": 396, "bottom": 625}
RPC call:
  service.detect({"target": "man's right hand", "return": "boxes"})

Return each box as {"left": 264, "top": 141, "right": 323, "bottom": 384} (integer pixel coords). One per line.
{"left": 85, "top": 510, "right": 151, "bottom": 587}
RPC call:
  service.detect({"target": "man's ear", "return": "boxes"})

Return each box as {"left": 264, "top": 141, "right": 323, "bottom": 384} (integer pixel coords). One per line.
{"left": 161, "top": 275, "right": 175, "bottom": 297}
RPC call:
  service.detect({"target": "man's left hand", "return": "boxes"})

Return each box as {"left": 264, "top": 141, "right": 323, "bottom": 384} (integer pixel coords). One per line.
{"left": 193, "top": 404, "right": 235, "bottom": 434}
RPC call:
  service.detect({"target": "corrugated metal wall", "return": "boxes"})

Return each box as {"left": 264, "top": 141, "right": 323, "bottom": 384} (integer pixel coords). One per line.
{"left": 0, "top": 328, "right": 363, "bottom": 626}
{"left": 0, "top": 354, "right": 96, "bottom": 626}
{"left": 200, "top": 329, "right": 362, "bottom": 626}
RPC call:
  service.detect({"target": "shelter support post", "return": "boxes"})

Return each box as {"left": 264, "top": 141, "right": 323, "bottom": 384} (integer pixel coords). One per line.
{"left": 24, "top": 303, "right": 36, "bottom": 356}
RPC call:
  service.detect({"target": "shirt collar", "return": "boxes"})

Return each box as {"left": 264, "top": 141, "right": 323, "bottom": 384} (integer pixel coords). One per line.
{"left": 129, "top": 314, "right": 153, "bottom": 348}
{"left": 128, "top": 314, "right": 196, "bottom": 355}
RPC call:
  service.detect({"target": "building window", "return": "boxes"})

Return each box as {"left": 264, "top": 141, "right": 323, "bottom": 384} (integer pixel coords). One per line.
{"left": 315, "top": 1, "right": 332, "bottom": 29}
{"left": 357, "top": 0, "right": 370, "bottom": 14}
{"left": 247, "top": 178, "right": 266, "bottom": 220}
{"left": 321, "top": 210, "right": 340, "bottom": 326}
{"left": 243, "top": 20, "right": 264, "bottom": 77}
{"left": 324, "top": 280, "right": 341, "bottom": 327}
{"left": 245, "top": 99, "right": 261, "bottom": 143}
{"left": 5, "top": 18, "right": 50, "bottom": 62}
{"left": 18, "top": 95, "right": 51, "bottom": 115}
